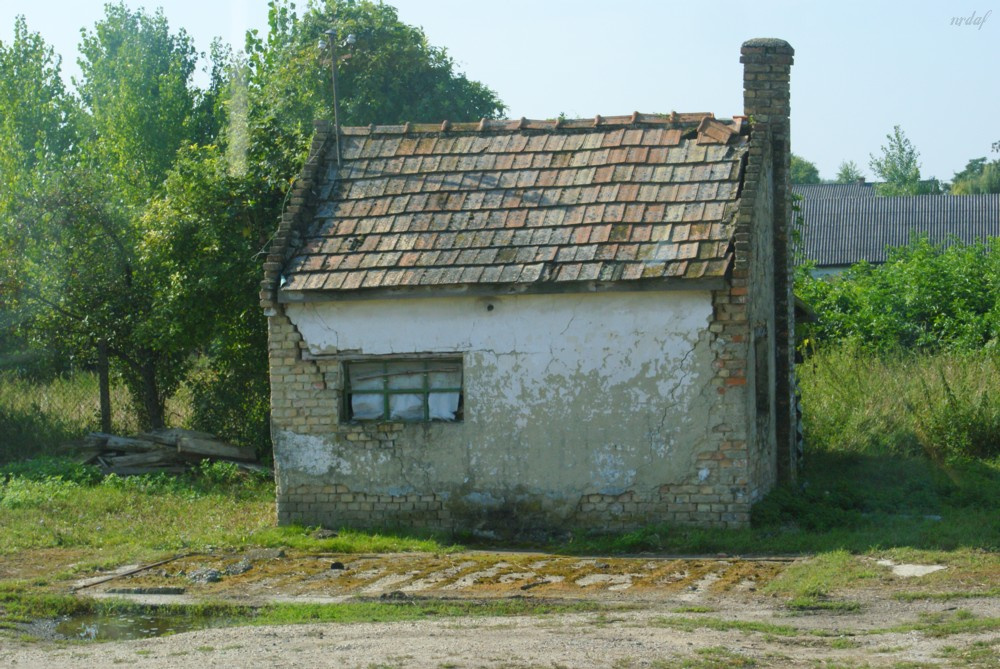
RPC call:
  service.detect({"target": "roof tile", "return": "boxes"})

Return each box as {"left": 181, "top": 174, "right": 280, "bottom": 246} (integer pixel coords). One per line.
{"left": 282, "top": 116, "right": 747, "bottom": 294}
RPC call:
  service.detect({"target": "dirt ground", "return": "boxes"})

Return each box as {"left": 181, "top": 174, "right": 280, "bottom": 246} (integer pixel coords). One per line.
{"left": 2, "top": 549, "right": 999, "bottom": 668}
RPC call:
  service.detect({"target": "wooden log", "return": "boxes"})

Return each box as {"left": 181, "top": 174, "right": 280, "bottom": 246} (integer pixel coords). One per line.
{"left": 73, "top": 449, "right": 105, "bottom": 465}
{"left": 106, "top": 448, "right": 180, "bottom": 468}
{"left": 103, "top": 465, "right": 189, "bottom": 477}
{"left": 233, "top": 461, "right": 274, "bottom": 476}
{"left": 177, "top": 436, "right": 256, "bottom": 462}
{"left": 84, "top": 432, "right": 113, "bottom": 448}
{"left": 105, "top": 435, "right": 164, "bottom": 453}
{"left": 137, "top": 427, "right": 215, "bottom": 447}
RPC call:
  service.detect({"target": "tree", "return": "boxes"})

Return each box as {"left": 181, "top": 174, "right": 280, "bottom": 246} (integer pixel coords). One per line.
{"left": 790, "top": 154, "right": 820, "bottom": 184}
{"left": 950, "top": 157, "right": 1000, "bottom": 194}
{"left": 835, "top": 160, "right": 864, "bottom": 184}
{"left": 75, "top": 3, "right": 199, "bottom": 203}
{"left": 8, "top": 4, "right": 204, "bottom": 428}
{"left": 0, "top": 17, "right": 77, "bottom": 372}
{"left": 137, "top": 0, "right": 507, "bottom": 451}
{"left": 0, "top": 17, "right": 75, "bottom": 306}
{"left": 868, "top": 126, "right": 939, "bottom": 195}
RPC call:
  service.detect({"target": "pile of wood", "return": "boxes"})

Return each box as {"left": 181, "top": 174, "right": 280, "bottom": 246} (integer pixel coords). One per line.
{"left": 67, "top": 428, "right": 268, "bottom": 476}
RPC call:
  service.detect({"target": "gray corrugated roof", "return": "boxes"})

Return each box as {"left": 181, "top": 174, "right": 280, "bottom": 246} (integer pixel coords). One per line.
{"left": 799, "top": 194, "right": 1000, "bottom": 267}
{"left": 793, "top": 182, "right": 876, "bottom": 198}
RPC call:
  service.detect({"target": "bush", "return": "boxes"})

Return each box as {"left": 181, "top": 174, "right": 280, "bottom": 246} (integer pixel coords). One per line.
{"left": 797, "top": 237, "right": 1000, "bottom": 353}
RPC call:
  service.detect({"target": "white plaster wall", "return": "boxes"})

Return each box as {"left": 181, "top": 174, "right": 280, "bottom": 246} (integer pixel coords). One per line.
{"left": 281, "top": 290, "right": 717, "bottom": 507}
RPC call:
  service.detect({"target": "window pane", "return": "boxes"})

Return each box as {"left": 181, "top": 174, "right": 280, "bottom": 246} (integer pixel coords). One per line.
{"left": 387, "top": 361, "right": 426, "bottom": 390}
{"left": 351, "top": 393, "right": 384, "bottom": 420}
{"left": 428, "top": 368, "right": 461, "bottom": 390}
{"left": 389, "top": 393, "right": 424, "bottom": 420}
{"left": 349, "top": 363, "right": 385, "bottom": 391}
{"left": 428, "top": 391, "right": 460, "bottom": 421}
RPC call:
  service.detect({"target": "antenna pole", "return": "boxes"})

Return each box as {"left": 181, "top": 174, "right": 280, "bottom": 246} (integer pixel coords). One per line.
{"left": 326, "top": 28, "right": 342, "bottom": 166}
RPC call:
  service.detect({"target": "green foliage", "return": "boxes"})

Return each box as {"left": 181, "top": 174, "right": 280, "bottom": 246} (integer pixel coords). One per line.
{"left": 869, "top": 125, "right": 939, "bottom": 195}
{"left": 950, "top": 157, "right": 1000, "bottom": 194}
{"left": 2, "top": 1, "right": 507, "bottom": 447}
{"left": 0, "top": 457, "right": 103, "bottom": 485}
{"left": 798, "top": 346, "right": 1000, "bottom": 461}
{"left": 75, "top": 2, "right": 198, "bottom": 200}
{"left": 195, "top": 459, "right": 244, "bottom": 486}
{"left": 133, "top": 0, "right": 507, "bottom": 452}
{"left": 790, "top": 153, "right": 820, "bottom": 184}
{"left": 913, "top": 373, "right": 1000, "bottom": 460}
{"left": 796, "top": 238, "right": 1000, "bottom": 352}
{"left": 0, "top": 371, "right": 136, "bottom": 462}
{"left": 834, "top": 160, "right": 864, "bottom": 183}
{"left": 0, "top": 16, "right": 75, "bottom": 322}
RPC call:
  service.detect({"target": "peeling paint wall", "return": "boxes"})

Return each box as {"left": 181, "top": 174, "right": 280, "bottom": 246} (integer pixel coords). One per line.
{"left": 272, "top": 290, "right": 728, "bottom": 532}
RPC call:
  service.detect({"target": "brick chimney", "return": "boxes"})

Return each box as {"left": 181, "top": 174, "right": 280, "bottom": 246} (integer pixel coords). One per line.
{"left": 739, "top": 38, "right": 798, "bottom": 484}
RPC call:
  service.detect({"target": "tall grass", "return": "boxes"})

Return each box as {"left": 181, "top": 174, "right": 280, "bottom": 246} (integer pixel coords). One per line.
{"left": 0, "top": 371, "right": 191, "bottom": 462}
{"left": 798, "top": 346, "right": 1000, "bottom": 459}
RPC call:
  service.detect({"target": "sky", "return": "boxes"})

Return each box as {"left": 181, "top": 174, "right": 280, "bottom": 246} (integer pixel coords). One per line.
{"left": 3, "top": 0, "right": 998, "bottom": 183}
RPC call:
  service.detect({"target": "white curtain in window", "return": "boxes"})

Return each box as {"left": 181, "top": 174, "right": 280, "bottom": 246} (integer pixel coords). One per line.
{"left": 428, "top": 391, "right": 459, "bottom": 420}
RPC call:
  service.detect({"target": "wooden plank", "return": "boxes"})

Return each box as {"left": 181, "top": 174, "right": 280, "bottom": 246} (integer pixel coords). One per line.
{"left": 72, "top": 449, "right": 104, "bottom": 465}
{"left": 103, "top": 465, "right": 189, "bottom": 477}
{"left": 177, "top": 436, "right": 257, "bottom": 462}
{"left": 106, "top": 448, "right": 180, "bottom": 468}
{"left": 105, "top": 436, "right": 164, "bottom": 453}
{"left": 234, "top": 461, "right": 273, "bottom": 476}
{"left": 137, "top": 428, "right": 215, "bottom": 447}
{"left": 84, "top": 432, "right": 113, "bottom": 446}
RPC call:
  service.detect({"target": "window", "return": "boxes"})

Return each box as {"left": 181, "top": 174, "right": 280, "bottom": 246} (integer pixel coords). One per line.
{"left": 344, "top": 358, "right": 463, "bottom": 422}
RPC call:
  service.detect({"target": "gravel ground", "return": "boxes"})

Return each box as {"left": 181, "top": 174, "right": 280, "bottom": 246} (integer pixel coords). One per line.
{"left": 2, "top": 551, "right": 998, "bottom": 668}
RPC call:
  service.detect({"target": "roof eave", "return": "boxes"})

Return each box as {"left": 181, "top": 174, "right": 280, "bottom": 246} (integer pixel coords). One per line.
{"left": 278, "top": 276, "right": 728, "bottom": 303}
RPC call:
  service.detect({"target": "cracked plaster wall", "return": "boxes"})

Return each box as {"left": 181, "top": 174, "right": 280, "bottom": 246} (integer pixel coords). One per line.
{"left": 276, "top": 290, "right": 718, "bottom": 521}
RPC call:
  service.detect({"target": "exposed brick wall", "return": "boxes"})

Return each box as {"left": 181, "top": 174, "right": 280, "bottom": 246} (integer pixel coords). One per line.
{"left": 741, "top": 38, "right": 798, "bottom": 484}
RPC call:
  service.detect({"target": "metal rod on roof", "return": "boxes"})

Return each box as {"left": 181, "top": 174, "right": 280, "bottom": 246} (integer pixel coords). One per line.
{"left": 325, "top": 28, "right": 342, "bottom": 167}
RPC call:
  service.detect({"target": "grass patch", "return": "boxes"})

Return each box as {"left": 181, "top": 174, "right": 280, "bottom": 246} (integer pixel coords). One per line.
{"left": 649, "top": 615, "right": 800, "bottom": 637}
{"left": 787, "top": 597, "right": 862, "bottom": 613}
{"left": 2, "top": 588, "right": 604, "bottom": 635}
{"left": 894, "top": 588, "right": 1000, "bottom": 602}
{"left": 671, "top": 605, "right": 716, "bottom": 614}
{"left": 0, "top": 459, "right": 455, "bottom": 565}
{"left": 766, "top": 551, "right": 878, "bottom": 603}
{"left": 936, "top": 640, "right": 1000, "bottom": 667}
{"left": 672, "top": 646, "right": 757, "bottom": 668}
{"left": 884, "top": 609, "right": 1000, "bottom": 637}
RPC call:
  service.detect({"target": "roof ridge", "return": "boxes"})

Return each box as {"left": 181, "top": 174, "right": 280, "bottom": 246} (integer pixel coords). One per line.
{"left": 326, "top": 112, "right": 747, "bottom": 137}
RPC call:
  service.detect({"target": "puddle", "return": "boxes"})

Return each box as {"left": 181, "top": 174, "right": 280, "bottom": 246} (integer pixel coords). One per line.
{"left": 55, "top": 610, "right": 232, "bottom": 641}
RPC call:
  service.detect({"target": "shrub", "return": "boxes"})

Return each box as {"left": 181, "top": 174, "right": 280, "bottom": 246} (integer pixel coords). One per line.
{"left": 797, "top": 237, "right": 1000, "bottom": 353}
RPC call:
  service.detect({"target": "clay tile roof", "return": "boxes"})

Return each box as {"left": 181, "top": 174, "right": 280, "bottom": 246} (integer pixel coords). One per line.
{"left": 281, "top": 113, "right": 748, "bottom": 296}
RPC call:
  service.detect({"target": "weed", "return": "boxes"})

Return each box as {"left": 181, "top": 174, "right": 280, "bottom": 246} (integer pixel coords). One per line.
{"left": 671, "top": 605, "right": 715, "bottom": 613}
{"left": 671, "top": 646, "right": 757, "bottom": 668}
{"left": 884, "top": 609, "right": 1000, "bottom": 637}
{"left": 766, "top": 551, "right": 878, "bottom": 601}
{"left": 787, "top": 597, "right": 862, "bottom": 613}
{"left": 649, "top": 615, "right": 799, "bottom": 637}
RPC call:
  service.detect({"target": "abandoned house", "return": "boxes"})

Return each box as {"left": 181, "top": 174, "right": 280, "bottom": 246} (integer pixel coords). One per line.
{"left": 260, "top": 38, "right": 797, "bottom": 533}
